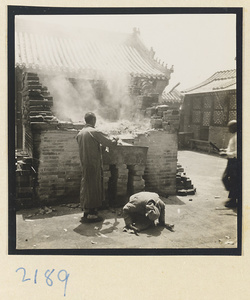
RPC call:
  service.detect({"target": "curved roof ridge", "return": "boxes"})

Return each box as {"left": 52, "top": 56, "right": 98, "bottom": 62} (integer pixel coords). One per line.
{"left": 182, "top": 69, "right": 236, "bottom": 93}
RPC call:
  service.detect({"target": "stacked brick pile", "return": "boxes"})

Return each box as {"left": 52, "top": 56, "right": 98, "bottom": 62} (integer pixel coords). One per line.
{"left": 162, "top": 109, "right": 180, "bottom": 131}
{"left": 146, "top": 105, "right": 180, "bottom": 132}
{"left": 176, "top": 163, "right": 196, "bottom": 196}
{"left": 22, "top": 72, "right": 54, "bottom": 125}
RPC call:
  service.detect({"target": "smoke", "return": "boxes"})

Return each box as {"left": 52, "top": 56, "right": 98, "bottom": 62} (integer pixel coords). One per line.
{"left": 40, "top": 73, "right": 99, "bottom": 122}
{"left": 99, "top": 71, "right": 136, "bottom": 121}
{"left": 39, "top": 70, "right": 138, "bottom": 124}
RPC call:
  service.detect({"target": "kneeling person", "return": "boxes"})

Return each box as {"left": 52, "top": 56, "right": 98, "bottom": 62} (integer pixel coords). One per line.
{"left": 123, "top": 192, "right": 174, "bottom": 234}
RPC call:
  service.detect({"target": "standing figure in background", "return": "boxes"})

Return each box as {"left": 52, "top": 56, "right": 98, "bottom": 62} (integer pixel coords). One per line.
{"left": 220, "top": 120, "right": 238, "bottom": 208}
{"left": 122, "top": 191, "right": 174, "bottom": 234}
{"left": 77, "top": 112, "right": 118, "bottom": 222}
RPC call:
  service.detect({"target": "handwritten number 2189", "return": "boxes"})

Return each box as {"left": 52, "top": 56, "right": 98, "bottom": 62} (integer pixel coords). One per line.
{"left": 16, "top": 267, "right": 69, "bottom": 297}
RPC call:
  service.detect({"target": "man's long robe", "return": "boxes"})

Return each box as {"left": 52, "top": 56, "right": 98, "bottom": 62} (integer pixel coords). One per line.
{"left": 77, "top": 125, "right": 116, "bottom": 210}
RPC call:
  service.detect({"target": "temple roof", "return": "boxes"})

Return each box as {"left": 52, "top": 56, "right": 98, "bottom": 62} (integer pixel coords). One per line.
{"left": 161, "top": 82, "right": 183, "bottom": 103}
{"left": 15, "top": 18, "right": 173, "bottom": 80}
{"left": 182, "top": 69, "right": 236, "bottom": 94}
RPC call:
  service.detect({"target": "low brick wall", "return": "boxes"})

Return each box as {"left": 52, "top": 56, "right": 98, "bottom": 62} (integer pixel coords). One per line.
{"left": 31, "top": 126, "right": 177, "bottom": 207}
{"left": 33, "top": 128, "right": 148, "bottom": 206}
{"left": 35, "top": 130, "right": 81, "bottom": 204}
{"left": 134, "top": 130, "right": 177, "bottom": 195}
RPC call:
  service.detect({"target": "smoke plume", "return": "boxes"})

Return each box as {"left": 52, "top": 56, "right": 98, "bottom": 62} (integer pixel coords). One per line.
{"left": 39, "top": 70, "right": 138, "bottom": 124}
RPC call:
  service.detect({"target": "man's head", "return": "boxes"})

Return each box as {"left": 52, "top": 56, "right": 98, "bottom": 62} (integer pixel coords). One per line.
{"left": 145, "top": 200, "right": 160, "bottom": 221}
{"left": 84, "top": 112, "right": 96, "bottom": 127}
{"left": 228, "top": 120, "right": 237, "bottom": 134}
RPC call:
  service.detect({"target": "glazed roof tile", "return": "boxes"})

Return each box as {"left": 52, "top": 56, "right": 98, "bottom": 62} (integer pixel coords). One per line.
{"left": 161, "top": 82, "right": 183, "bottom": 103}
{"left": 161, "top": 89, "right": 183, "bottom": 102}
{"left": 182, "top": 69, "right": 236, "bottom": 94}
{"left": 15, "top": 19, "right": 171, "bottom": 80}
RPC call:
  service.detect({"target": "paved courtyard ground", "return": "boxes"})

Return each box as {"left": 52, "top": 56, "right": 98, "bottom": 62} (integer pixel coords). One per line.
{"left": 16, "top": 150, "right": 238, "bottom": 250}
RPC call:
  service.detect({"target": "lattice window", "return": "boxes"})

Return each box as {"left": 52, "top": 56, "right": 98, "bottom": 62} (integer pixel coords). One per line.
{"left": 214, "top": 97, "right": 223, "bottom": 109}
{"left": 204, "top": 96, "right": 212, "bottom": 109}
{"left": 229, "top": 110, "right": 237, "bottom": 121}
{"left": 193, "top": 98, "right": 201, "bottom": 109}
{"left": 229, "top": 96, "right": 237, "bottom": 110}
{"left": 213, "top": 111, "right": 224, "bottom": 125}
{"left": 202, "top": 111, "right": 211, "bottom": 126}
{"left": 192, "top": 110, "right": 201, "bottom": 124}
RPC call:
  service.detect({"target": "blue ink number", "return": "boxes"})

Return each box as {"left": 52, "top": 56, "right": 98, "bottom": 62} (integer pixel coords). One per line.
{"left": 34, "top": 269, "right": 38, "bottom": 284}
{"left": 16, "top": 267, "right": 31, "bottom": 282}
{"left": 58, "top": 270, "right": 70, "bottom": 297}
{"left": 16, "top": 267, "right": 70, "bottom": 297}
{"left": 45, "top": 269, "right": 55, "bottom": 286}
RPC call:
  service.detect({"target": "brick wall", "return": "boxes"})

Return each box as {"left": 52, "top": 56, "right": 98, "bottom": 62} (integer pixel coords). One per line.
{"left": 34, "top": 128, "right": 177, "bottom": 204}
{"left": 20, "top": 125, "right": 177, "bottom": 207}
{"left": 34, "top": 130, "right": 81, "bottom": 204}
{"left": 134, "top": 130, "right": 177, "bottom": 195}
{"left": 33, "top": 128, "right": 149, "bottom": 206}
{"left": 102, "top": 144, "right": 148, "bottom": 205}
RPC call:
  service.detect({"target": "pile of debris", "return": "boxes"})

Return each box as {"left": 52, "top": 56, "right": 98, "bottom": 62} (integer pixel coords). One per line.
{"left": 97, "top": 119, "right": 151, "bottom": 136}
{"left": 176, "top": 163, "right": 196, "bottom": 196}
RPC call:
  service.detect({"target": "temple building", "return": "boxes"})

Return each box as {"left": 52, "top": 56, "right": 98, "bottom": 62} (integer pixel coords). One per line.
{"left": 179, "top": 69, "right": 237, "bottom": 151}
{"left": 14, "top": 17, "right": 179, "bottom": 208}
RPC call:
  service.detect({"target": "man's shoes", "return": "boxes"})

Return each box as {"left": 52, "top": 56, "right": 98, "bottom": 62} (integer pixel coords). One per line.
{"left": 80, "top": 214, "right": 103, "bottom": 223}
{"left": 165, "top": 223, "right": 175, "bottom": 231}
{"left": 224, "top": 199, "right": 237, "bottom": 208}
{"left": 158, "top": 222, "right": 175, "bottom": 231}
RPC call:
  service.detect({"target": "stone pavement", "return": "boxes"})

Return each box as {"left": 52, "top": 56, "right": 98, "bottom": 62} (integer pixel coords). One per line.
{"left": 16, "top": 151, "right": 238, "bottom": 250}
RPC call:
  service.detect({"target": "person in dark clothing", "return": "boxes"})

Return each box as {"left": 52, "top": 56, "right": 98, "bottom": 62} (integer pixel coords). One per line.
{"left": 220, "top": 120, "right": 238, "bottom": 208}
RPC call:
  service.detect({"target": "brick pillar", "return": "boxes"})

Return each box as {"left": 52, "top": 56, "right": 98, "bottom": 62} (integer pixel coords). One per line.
{"left": 116, "top": 164, "right": 128, "bottom": 196}
{"left": 103, "top": 165, "right": 111, "bottom": 192}
{"left": 102, "top": 164, "right": 111, "bottom": 207}
{"left": 128, "top": 165, "right": 145, "bottom": 194}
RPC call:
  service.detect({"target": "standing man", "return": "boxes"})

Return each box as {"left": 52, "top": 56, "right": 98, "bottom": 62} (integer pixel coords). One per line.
{"left": 220, "top": 120, "right": 238, "bottom": 208}
{"left": 77, "top": 112, "right": 117, "bottom": 222}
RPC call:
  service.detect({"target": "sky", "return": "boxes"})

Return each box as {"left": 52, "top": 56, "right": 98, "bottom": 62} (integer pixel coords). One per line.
{"left": 18, "top": 14, "right": 236, "bottom": 90}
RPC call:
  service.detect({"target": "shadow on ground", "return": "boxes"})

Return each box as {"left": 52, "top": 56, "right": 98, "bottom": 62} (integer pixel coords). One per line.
{"left": 73, "top": 214, "right": 167, "bottom": 238}
{"left": 16, "top": 205, "right": 83, "bottom": 221}
{"left": 216, "top": 206, "right": 237, "bottom": 216}
{"left": 16, "top": 204, "right": 124, "bottom": 221}
{"left": 74, "top": 218, "right": 120, "bottom": 237}
{"left": 161, "top": 195, "right": 186, "bottom": 205}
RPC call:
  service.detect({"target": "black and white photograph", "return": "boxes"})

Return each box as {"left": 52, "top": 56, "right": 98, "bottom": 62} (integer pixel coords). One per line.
{"left": 9, "top": 7, "right": 242, "bottom": 254}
